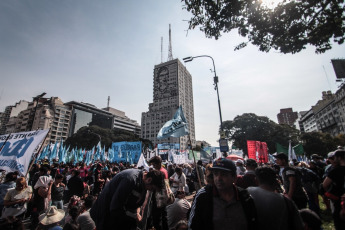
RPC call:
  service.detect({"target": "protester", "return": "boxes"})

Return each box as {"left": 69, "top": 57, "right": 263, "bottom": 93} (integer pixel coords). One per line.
{"left": 273, "top": 153, "right": 308, "bottom": 209}
{"left": 51, "top": 174, "right": 65, "bottom": 209}
{"left": 67, "top": 170, "right": 84, "bottom": 200}
{"left": 323, "top": 150, "right": 345, "bottom": 230}
{"left": 247, "top": 166, "right": 304, "bottom": 230}
{"left": 90, "top": 168, "right": 165, "bottom": 230}
{"left": 148, "top": 156, "right": 169, "bottom": 230}
{"left": 1, "top": 177, "right": 32, "bottom": 219}
{"left": 236, "top": 159, "right": 246, "bottom": 176}
{"left": 236, "top": 159, "right": 258, "bottom": 189}
{"left": 192, "top": 160, "right": 205, "bottom": 192}
{"left": 37, "top": 206, "right": 65, "bottom": 230}
{"left": 31, "top": 176, "right": 53, "bottom": 229}
{"left": 77, "top": 195, "right": 96, "bottom": 230}
{"left": 92, "top": 164, "right": 104, "bottom": 196}
{"left": 188, "top": 158, "right": 257, "bottom": 230}
{"left": 299, "top": 208, "right": 322, "bottom": 230}
{"left": 166, "top": 191, "right": 191, "bottom": 230}
{"left": 0, "top": 172, "right": 17, "bottom": 216}
{"left": 169, "top": 167, "right": 186, "bottom": 194}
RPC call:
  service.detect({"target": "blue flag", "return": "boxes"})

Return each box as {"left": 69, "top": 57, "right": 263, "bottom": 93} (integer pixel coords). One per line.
{"left": 157, "top": 106, "right": 189, "bottom": 139}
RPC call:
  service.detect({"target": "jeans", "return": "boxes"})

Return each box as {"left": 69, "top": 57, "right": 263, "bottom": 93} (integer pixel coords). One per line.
{"left": 51, "top": 200, "right": 63, "bottom": 209}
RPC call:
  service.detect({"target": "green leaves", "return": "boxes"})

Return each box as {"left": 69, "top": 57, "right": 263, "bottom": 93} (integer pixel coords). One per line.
{"left": 182, "top": 0, "right": 345, "bottom": 54}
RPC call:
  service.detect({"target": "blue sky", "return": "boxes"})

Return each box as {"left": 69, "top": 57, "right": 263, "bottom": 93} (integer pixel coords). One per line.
{"left": 1, "top": 0, "right": 344, "bottom": 146}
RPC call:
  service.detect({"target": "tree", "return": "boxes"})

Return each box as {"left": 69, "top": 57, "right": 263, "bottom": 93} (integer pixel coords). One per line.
{"left": 65, "top": 125, "right": 153, "bottom": 150}
{"left": 300, "top": 131, "right": 339, "bottom": 157}
{"left": 182, "top": 0, "right": 345, "bottom": 54}
{"left": 223, "top": 113, "right": 300, "bottom": 155}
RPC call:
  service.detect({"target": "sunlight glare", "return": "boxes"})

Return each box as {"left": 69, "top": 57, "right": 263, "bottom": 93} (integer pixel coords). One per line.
{"left": 260, "top": 0, "right": 284, "bottom": 9}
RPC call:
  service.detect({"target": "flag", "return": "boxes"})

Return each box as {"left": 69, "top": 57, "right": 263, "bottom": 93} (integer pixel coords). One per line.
{"left": 276, "top": 143, "right": 288, "bottom": 155}
{"left": 293, "top": 144, "right": 304, "bottom": 155}
{"left": 288, "top": 141, "right": 297, "bottom": 161}
{"left": 157, "top": 106, "right": 189, "bottom": 139}
{"left": 137, "top": 153, "right": 150, "bottom": 171}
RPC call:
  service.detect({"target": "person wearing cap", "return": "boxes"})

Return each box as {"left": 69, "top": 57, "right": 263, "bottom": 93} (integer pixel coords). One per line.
{"left": 38, "top": 206, "right": 65, "bottom": 230}
{"left": 273, "top": 153, "right": 308, "bottom": 210}
{"left": 236, "top": 160, "right": 246, "bottom": 176}
{"left": 90, "top": 168, "right": 165, "bottom": 230}
{"left": 188, "top": 158, "right": 257, "bottom": 230}
{"left": 247, "top": 166, "right": 304, "bottom": 230}
{"left": 236, "top": 159, "right": 258, "bottom": 189}
{"left": 322, "top": 150, "right": 345, "bottom": 229}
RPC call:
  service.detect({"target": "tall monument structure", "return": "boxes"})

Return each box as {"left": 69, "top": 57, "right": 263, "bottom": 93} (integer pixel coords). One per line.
{"left": 141, "top": 58, "right": 196, "bottom": 150}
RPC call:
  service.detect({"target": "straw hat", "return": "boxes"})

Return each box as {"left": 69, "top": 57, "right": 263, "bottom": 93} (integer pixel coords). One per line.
{"left": 39, "top": 206, "right": 65, "bottom": 225}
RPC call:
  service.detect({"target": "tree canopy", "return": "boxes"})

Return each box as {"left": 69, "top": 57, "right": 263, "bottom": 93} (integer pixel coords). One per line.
{"left": 65, "top": 125, "right": 153, "bottom": 150}
{"left": 182, "top": 0, "right": 345, "bottom": 54}
{"left": 223, "top": 113, "right": 300, "bottom": 155}
{"left": 223, "top": 113, "right": 344, "bottom": 157}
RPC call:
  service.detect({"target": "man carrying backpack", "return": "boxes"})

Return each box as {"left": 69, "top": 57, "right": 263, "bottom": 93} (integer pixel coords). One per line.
{"left": 323, "top": 150, "right": 345, "bottom": 230}
{"left": 273, "top": 153, "right": 308, "bottom": 209}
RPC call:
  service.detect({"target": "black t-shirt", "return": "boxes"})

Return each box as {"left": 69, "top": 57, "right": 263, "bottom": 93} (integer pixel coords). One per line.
{"left": 327, "top": 166, "right": 345, "bottom": 197}
{"left": 51, "top": 183, "right": 64, "bottom": 201}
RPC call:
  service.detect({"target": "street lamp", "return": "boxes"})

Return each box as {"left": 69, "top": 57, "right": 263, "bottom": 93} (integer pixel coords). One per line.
{"left": 183, "top": 55, "right": 228, "bottom": 156}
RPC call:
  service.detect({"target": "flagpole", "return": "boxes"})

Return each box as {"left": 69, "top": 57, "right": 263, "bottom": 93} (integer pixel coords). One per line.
{"left": 188, "top": 135, "right": 202, "bottom": 189}
{"left": 25, "top": 128, "right": 51, "bottom": 178}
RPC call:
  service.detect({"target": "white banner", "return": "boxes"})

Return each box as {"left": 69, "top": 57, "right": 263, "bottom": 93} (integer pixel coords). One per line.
{"left": 0, "top": 129, "right": 49, "bottom": 175}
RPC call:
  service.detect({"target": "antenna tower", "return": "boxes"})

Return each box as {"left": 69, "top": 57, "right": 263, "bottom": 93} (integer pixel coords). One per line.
{"left": 167, "top": 24, "right": 173, "bottom": 61}
{"left": 107, "top": 96, "right": 110, "bottom": 108}
{"left": 161, "top": 37, "right": 163, "bottom": 63}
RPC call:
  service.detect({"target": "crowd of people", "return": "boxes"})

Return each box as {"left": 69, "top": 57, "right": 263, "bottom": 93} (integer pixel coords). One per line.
{"left": 0, "top": 148, "right": 344, "bottom": 230}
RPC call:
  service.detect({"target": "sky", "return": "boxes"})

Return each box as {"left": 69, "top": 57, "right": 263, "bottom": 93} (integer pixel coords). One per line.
{"left": 0, "top": 0, "right": 344, "bottom": 146}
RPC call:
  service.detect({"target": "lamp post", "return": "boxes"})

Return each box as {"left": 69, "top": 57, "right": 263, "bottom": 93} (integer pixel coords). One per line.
{"left": 183, "top": 55, "right": 228, "bottom": 156}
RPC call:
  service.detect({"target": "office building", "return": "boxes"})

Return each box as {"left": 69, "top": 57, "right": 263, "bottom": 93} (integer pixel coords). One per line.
{"left": 141, "top": 59, "right": 196, "bottom": 149}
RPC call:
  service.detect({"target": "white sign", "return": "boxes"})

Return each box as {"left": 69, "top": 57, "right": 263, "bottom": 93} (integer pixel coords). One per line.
{"left": 0, "top": 129, "right": 49, "bottom": 175}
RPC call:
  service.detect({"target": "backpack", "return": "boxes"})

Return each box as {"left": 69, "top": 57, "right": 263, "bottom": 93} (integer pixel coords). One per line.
{"left": 296, "top": 167, "right": 320, "bottom": 194}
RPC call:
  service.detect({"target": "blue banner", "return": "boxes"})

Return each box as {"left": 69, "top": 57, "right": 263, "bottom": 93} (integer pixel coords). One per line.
{"left": 111, "top": 141, "right": 142, "bottom": 164}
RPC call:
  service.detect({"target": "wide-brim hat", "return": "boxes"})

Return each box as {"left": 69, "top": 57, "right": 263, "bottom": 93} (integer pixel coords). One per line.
{"left": 39, "top": 206, "right": 65, "bottom": 225}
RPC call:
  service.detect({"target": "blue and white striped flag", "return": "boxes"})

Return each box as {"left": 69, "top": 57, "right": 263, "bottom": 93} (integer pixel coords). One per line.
{"left": 157, "top": 106, "right": 189, "bottom": 139}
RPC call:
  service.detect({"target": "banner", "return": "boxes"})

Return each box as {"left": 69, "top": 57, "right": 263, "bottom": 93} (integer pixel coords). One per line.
{"left": 0, "top": 129, "right": 49, "bottom": 175}
{"left": 247, "top": 140, "right": 268, "bottom": 163}
{"left": 157, "top": 143, "right": 180, "bottom": 150}
{"left": 111, "top": 141, "right": 142, "bottom": 164}
{"left": 247, "top": 140, "right": 256, "bottom": 160}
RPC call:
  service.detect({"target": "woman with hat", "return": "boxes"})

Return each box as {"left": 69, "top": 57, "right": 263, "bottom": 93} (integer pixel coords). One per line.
{"left": 37, "top": 206, "right": 65, "bottom": 230}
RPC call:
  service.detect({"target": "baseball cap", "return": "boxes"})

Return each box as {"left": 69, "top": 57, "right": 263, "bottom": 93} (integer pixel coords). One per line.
{"left": 236, "top": 159, "right": 244, "bottom": 165}
{"left": 211, "top": 158, "right": 236, "bottom": 173}
{"left": 334, "top": 150, "right": 345, "bottom": 158}
{"left": 273, "top": 153, "right": 288, "bottom": 161}
{"left": 311, "top": 154, "right": 321, "bottom": 159}
{"left": 327, "top": 151, "right": 335, "bottom": 158}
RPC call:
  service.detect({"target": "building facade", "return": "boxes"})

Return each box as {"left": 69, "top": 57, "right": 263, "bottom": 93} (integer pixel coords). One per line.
{"left": 277, "top": 108, "right": 298, "bottom": 127}
{"left": 141, "top": 59, "right": 196, "bottom": 150}
{"left": 65, "top": 101, "right": 114, "bottom": 136}
{"left": 0, "top": 100, "right": 29, "bottom": 135}
{"left": 103, "top": 107, "right": 141, "bottom": 136}
{"left": 299, "top": 90, "right": 345, "bottom": 136}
